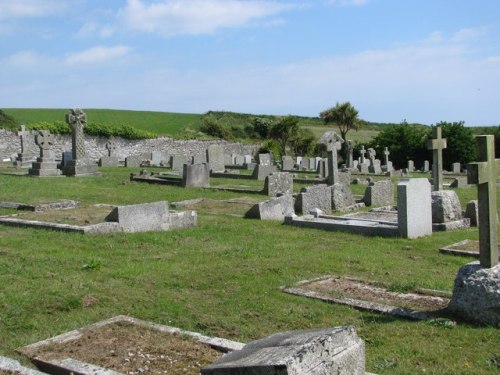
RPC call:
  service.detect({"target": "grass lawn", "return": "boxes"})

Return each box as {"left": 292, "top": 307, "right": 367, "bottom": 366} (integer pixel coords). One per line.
{"left": 0, "top": 165, "right": 498, "bottom": 374}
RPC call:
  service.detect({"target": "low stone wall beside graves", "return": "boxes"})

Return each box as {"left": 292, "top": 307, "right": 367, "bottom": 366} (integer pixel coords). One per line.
{"left": 0, "top": 129, "right": 258, "bottom": 161}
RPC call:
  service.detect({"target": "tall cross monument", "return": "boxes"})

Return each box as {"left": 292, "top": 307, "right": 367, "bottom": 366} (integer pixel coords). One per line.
{"left": 427, "top": 126, "right": 447, "bottom": 191}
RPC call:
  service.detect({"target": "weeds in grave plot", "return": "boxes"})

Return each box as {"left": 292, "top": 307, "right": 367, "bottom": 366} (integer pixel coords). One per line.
{"left": 0, "top": 166, "right": 499, "bottom": 374}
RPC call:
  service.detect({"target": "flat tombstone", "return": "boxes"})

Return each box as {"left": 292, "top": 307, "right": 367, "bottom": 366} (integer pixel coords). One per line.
{"left": 467, "top": 135, "right": 499, "bottom": 268}
{"left": 206, "top": 145, "right": 225, "bottom": 172}
{"left": 202, "top": 326, "right": 365, "bottom": 375}
{"left": 427, "top": 126, "right": 447, "bottom": 191}
{"left": 182, "top": 163, "right": 210, "bottom": 188}
{"left": 397, "top": 178, "right": 432, "bottom": 238}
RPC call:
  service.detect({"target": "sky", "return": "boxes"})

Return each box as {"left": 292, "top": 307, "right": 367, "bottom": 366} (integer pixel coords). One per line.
{"left": 1, "top": 0, "right": 500, "bottom": 126}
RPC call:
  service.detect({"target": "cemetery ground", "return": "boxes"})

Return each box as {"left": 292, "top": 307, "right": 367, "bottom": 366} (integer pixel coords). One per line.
{"left": 0, "top": 165, "right": 498, "bottom": 374}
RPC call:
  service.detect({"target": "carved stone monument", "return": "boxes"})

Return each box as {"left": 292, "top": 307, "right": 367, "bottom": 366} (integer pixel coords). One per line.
{"left": 15, "top": 124, "right": 35, "bottom": 167}
{"left": 346, "top": 140, "right": 354, "bottom": 168}
{"left": 325, "top": 133, "right": 343, "bottom": 185}
{"left": 358, "top": 145, "right": 369, "bottom": 173}
{"left": 98, "top": 138, "right": 119, "bottom": 167}
{"left": 62, "top": 109, "right": 99, "bottom": 176}
{"left": 427, "top": 126, "right": 447, "bottom": 191}
{"left": 28, "top": 130, "right": 61, "bottom": 176}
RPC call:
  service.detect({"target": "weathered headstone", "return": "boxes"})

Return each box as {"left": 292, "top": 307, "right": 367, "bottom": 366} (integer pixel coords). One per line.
{"left": 299, "top": 156, "right": 309, "bottom": 171}
{"left": 245, "top": 195, "right": 294, "bottom": 221}
{"left": 431, "top": 190, "right": 470, "bottom": 231}
{"left": 452, "top": 162, "right": 461, "bottom": 174}
{"left": 192, "top": 153, "right": 207, "bottom": 165}
{"left": 466, "top": 135, "right": 499, "bottom": 267}
{"left": 363, "top": 180, "right": 394, "bottom": 207}
{"left": 171, "top": 154, "right": 189, "bottom": 172}
{"left": 295, "top": 184, "right": 332, "bottom": 214}
{"left": 99, "top": 139, "right": 119, "bottom": 167}
{"left": 243, "top": 155, "right": 252, "bottom": 164}
{"left": 423, "top": 160, "right": 430, "bottom": 172}
{"left": 397, "top": 178, "right": 432, "bottom": 238}
{"left": 202, "top": 326, "right": 365, "bottom": 375}
{"left": 263, "top": 172, "right": 293, "bottom": 197}
{"left": 427, "top": 126, "right": 447, "bottom": 191}
{"left": 407, "top": 160, "right": 415, "bottom": 172}
{"left": 252, "top": 164, "right": 276, "bottom": 180}
{"left": 235, "top": 155, "right": 245, "bottom": 166}
{"left": 182, "top": 163, "right": 210, "bottom": 188}
{"left": 257, "top": 153, "right": 272, "bottom": 166}
{"left": 15, "top": 124, "right": 35, "bottom": 167}
{"left": 62, "top": 109, "right": 98, "bottom": 176}
{"left": 125, "top": 155, "right": 142, "bottom": 168}
{"left": 331, "top": 183, "right": 356, "bottom": 212}
{"left": 28, "top": 130, "right": 61, "bottom": 176}
{"left": 317, "top": 158, "right": 327, "bottom": 178}
{"left": 359, "top": 145, "right": 367, "bottom": 165}
{"left": 346, "top": 140, "right": 354, "bottom": 168}
{"left": 206, "top": 144, "right": 225, "bottom": 172}
{"left": 281, "top": 155, "right": 293, "bottom": 171}
{"left": 325, "top": 132, "right": 343, "bottom": 185}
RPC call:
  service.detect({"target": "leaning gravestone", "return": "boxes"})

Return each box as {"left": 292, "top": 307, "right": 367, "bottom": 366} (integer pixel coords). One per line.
{"left": 62, "top": 109, "right": 99, "bottom": 176}
{"left": 448, "top": 135, "right": 500, "bottom": 326}
{"left": 427, "top": 126, "right": 447, "bottom": 191}
{"left": 29, "top": 130, "right": 62, "bottom": 176}
{"left": 202, "top": 327, "right": 365, "bottom": 375}
{"left": 331, "top": 183, "right": 356, "bottom": 212}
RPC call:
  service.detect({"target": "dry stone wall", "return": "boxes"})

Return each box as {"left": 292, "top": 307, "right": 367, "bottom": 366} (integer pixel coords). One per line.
{"left": 0, "top": 129, "right": 258, "bottom": 161}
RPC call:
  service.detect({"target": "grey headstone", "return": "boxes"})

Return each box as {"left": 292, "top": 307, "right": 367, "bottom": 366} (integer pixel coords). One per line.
{"left": 263, "top": 172, "right": 293, "bottom": 197}
{"left": 363, "top": 180, "right": 394, "bottom": 207}
{"left": 299, "top": 157, "right": 309, "bottom": 171}
{"left": 252, "top": 164, "right": 277, "bottom": 180}
{"left": 202, "top": 326, "right": 365, "bottom": 375}
{"left": 295, "top": 184, "right": 332, "bottom": 214}
{"left": 431, "top": 190, "right": 463, "bottom": 223}
{"left": 257, "top": 153, "right": 272, "bottom": 166}
{"left": 28, "top": 130, "right": 62, "bottom": 177}
{"left": 171, "top": 154, "right": 190, "bottom": 172}
{"left": 125, "top": 155, "right": 142, "bottom": 168}
{"left": 452, "top": 162, "right": 461, "bottom": 174}
{"left": 182, "top": 163, "right": 210, "bottom": 188}
{"left": 207, "top": 144, "right": 225, "bottom": 172}
{"left": 423, "top": 160, "right": 430, "bottom": 172}
{"left": 331, "top": 183, "right": 356, "bottom": 212}
{"left": 397, "top": 178, "right": 432, "bottom": 238}
{"left": 105, "top": 201, "right": 170, "bottom": 232}
{"left": 192, "top": 153, "right": 207, "bottom": 165}
{"left": 245, "top": 195, "right": 295, "bottom": 221}
{"left": 464, "top": 200, "right": 479, "bottom": 227}
{"left": 407, "top": 160, "right": 415, "bottom": 172}
{"left": 235, "top": 155, "right": 245, "bottom": 165}
{"left": 98, "top": 156, "right": 119, "bottom": 167}
{"left": 243, "top": 155, "right": 252, "bottom": 164}
{"left": 282, "top": 156, "right": 294, "bottom": 171}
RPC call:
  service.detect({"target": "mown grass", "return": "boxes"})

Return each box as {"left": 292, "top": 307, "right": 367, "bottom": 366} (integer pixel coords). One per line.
{"left": 0, "top": 165, "right": 499, "bottom": 374}
{"left": 2, "top": 109, "right": 202, "bottom": 137}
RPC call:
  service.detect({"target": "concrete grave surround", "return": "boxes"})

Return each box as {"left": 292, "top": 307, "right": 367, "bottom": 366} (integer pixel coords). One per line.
{"left": 202, "top": 326, "right": 365, "bottom": 375}
{"left": 263, "top": 172, "right": 293, "bottom": 197}
{"left": 207, "top": 144, "right": 225, "bottom": 172}
{"left": 397, "top": 178, "right": 432, "bottom": 238}
{"left": 245, "top": 195, "right": 295, "bottom": 221}
{"left": 295, "top": 184, "right": 332, "bottom": 215}
{"left": 105, "top": 201, "right": 170, "bottom": 232}
{"left": 448, "top": 262, "right": 500, "bottom": 326}
{"left": 182, "top": 163, "right": 210, "bottom": 188}
{"left": 363, "top": 180, "right": 394, "bottom": 207}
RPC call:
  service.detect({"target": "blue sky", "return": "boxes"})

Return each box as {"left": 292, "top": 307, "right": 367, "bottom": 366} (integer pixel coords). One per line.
{"left": 1, "top": 0, "right": 500, "bottom": 125}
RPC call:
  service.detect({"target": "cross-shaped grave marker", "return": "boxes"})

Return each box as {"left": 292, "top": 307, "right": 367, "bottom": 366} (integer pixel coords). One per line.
{"left": 66, "top": 108, "right": 87, "bottom": 160}
{"left": 106, "top": 139, "right": 117, "bottom": 157}
{"left": 359, "top": 145, "right": 367, "bottom": 164}
{"left": 427, "top": 126, "right": 447, "bottom": 191}
{"left": 35, "top": 130, "right": 54, "bottom": 159}
{"left": 383, "top": 147, "right": 390, "bottom": 166}
{"left": 326, "top": 133, "right": 343, "bottom": 185}
{"left": 16, "top": 124, "right": 29, "bottom": 154}
{"left": 467, "top": 135, "right": 499, "bottom": 268}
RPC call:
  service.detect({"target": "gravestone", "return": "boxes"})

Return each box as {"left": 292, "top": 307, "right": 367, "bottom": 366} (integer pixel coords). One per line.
{"left": 464, "top": 200, "right": 479, "bottom": 227}
{"left": 299, "top": 157, "right": 309, "bottom": 171}
{"left": 29, "top": 130, "right": 62, "bottom": 176}
{"left": 202, "top": 326, "right": 365, "bottom": 375}
{"left": 235, "top": 155, "right": 245, "bottom": 166}
{"left": 151, "top": 151, "right": 167, "bottom": 165}
{"left": 263, "top": 172, "right": 293, "bottom": 197}
{"left": 61, "top": 151, "right": 73, "bottom": 168}
{"left": 192, "top": 153, "right": 207, "bottom": 165}
{"left": 243, "top": 155, "right": 252, "bottom": 164}
{"left": 331, "top": 183, "right": 356, "bottom": 212}
{"left": 346, "top": 140, "right": 354, "bottom": 168}
{"left": 383, "top": 147, "right": 393, "bottom": 171}
{"left": 206, "top": 145, "right": 225, "bottom": 172}
{"left": 245, "top": 195, "right": 294, "bottom": 221}
{"left": 295, "top": 156, "right": 302, "bottom": 167}
{"left": 397, "top": 178, "right": 432, "bottom": 238}
{"left": 125, "top": 155, "right": 142, "bottom": 167}
{"left": 99, "top": 139, "right": 119, "bottom": 167}
{"left": 427, "top": 126, "right": 447, "bottom": 191}
{"left": 257, "top": 153, "right": 272, "bottom": 166}
{"left": 308, "top": 157, "right": 317, "bottom": 171}
{"left": 407, "top": 160, "right": 415, "bottom": 172}
{"left": 171, "top": 154, "right": 189, "bottom": 172}
{"left": 357, "top": 146, "right": 369, "bottom": 173}
{"left": 452, "top": 162, "right": 461, "bottom": 174}
{"left": 282, "top": 156, "right": 293, "bottom": 171}
{"left": 295, "top": 184, "right": 332, "bottom": 214}
{"left": 317, "top": 158, "right": 327, "bottom": 178}
{"left": 431, "top": 190, "right": 470, "bottom": 231}
{"left": 15, "top": 124, "right": 34, "bottom": 167}
{"left": 363, "top": 180, "right": 394, "bottom": 207}
{"left": 62, "top": 109, "right": 99, "bottom": 176}
{"left": 325, "top": 132, "right": 343, "bottom": 185}
{"left": 182, "top": 163, "right": 210, "bottom": 188}
{"left": 252, "top": 164, "right": 276, "bottom": 180}
{"left": 423, "top": 160, "right": 430, "bottom": 172}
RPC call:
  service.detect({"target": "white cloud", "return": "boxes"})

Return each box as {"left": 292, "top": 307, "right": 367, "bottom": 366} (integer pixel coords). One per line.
{"left": 326, "top": 0, "right": 368, "bottom": 7}
{"left": 117, "top": 0, "right": 295, "bottom": 36}
{"left": 65, "top": 45, "right": 131, "bottom": 65}
{"left": 76, "top": 22, "right": 115, "bottom": 38}
{"left": 0, "top": 0, "right": 66, "bottom": 19}
{"left": 451, "top": 26, "right": 488, "bottom": 43}
{"left": 4, "top": 50, "right": 48, "bottom": 66}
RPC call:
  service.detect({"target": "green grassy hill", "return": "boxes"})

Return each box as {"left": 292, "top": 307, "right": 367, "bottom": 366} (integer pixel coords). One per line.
{"left": 2, "top": 108, "right": 202, "bottom": 138}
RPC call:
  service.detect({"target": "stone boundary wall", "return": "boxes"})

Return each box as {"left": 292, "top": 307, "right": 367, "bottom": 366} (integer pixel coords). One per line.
{"left": 0, "top": 129, "right": 259, "bottom": 161}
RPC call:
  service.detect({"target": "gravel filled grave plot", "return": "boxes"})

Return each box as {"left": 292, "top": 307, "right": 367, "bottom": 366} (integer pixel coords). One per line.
{"left": 18, "top": 316, "right": 243, "bottom": 375}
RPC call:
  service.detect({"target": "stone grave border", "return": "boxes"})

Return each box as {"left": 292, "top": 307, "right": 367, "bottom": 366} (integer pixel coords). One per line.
{"left": 281, "top": 275, "right": 452, "bottom": 321}
{"left": 17, "top": 315, "right": 244, "bottom": 375}
{"left": 0, "top": 356, "right": 46, "bottom": 375}
{"left": 439, "top": 239, "right": 500, "bottom": 259}
{"left": 0, "top": 200, "right": 79, "bottom": 212}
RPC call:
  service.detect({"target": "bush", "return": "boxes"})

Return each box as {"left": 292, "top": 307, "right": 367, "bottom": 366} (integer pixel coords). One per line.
{"left": 436, "top": 121, "right": 476, "bottom": 169}
{"left": 0, "top": 110, "right": 18, "bottom": 131}
{"left": 199, "top": 115, "right": 233, "bottom": 140}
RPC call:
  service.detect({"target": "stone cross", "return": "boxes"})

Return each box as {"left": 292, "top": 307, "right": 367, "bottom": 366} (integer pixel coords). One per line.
{"left": 427, "top": 126, "right": 447, "bottom": 191}
{"left": 359, "top": 146, "right": 367, "bottom": 164}
{"left": 346, "top": 140, "right": 354, "bottom": 168}
{"left": 367, "top": 148, "right": 376, "bottom": 161}
{"left": 35, "top": 130, "right": 54, "bottom": 159}
{"left": 383, "top": 147, "right": 390, "bottom": 165}
{"left": 66, "top": 108, "right": 87, "bottom": 160}
{"left": 326, "top": 132, "right": 343, "bottom": 185}
{"left": 467, "top": 135, "right": 500, "bottom": 268}
{"left": 16, "top": 124, "right": 29, "bottom": 154}
{"left": 106, "top": 139, "right": 117, "bottom": 157}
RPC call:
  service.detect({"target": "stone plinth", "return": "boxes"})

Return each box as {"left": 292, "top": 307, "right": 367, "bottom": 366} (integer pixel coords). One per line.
{"left": 63, "top": 159, "right": 99, "bottom": 176}
{"left": 28, "top": 158, "right": 62, "bottom": 177}
{"left": 448, "top": 262, "right": 500, "bottom": 326}
{"left": 202, "top": 326, "right": 365, "bottom": 375}
{"left": 245, "top": 195, "right": 295, "bottom": 221}
{"left": 98, "top": 156, "right": 119, "bottom": 167}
